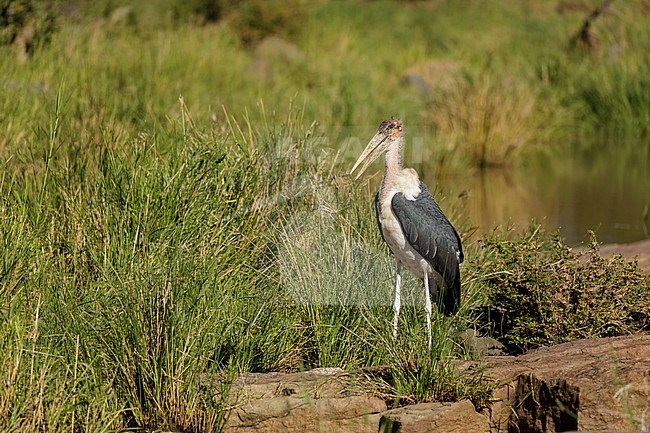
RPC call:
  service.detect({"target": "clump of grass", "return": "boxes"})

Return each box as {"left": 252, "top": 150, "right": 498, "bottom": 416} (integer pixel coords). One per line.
{"left": 0, "top": 306, "right": 124, "bottom": 431}
{"left": 572, "top": 63, "right": 650, "bottom": 138}
{"left": 384, "top": 317, "right": 497, "bottom": 407}
{"left": 428, "top": 73, "right": 558, "bottom": 168}
{"left": 473, "top": 226, "right": 650, "bottom": 354}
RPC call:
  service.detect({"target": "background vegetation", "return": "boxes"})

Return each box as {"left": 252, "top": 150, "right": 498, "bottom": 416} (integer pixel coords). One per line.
{"left": 1, "top": 0, "right": 648, "bottom": 431}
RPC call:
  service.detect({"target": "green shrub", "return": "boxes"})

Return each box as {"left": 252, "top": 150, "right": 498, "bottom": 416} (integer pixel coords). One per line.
{"left": 0, "top": 0, "right": 56, "bottom": 52}
{"left": 474, "top": 227, "right": 650, "bottom": 354}
{"left": 171, "top": 0, "right": 223, "bottom": 24}
{"left": 225, "top": 0, "right": 311, "bottom": 45}
{"left": 169, "top": 0, "right": 312, "bottom": 45}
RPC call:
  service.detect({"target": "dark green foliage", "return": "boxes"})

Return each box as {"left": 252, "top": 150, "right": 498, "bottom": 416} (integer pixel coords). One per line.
{"left": 227, "top": 0, "right": 311, "bottom": 45}
{"left": 475, "top": 227, "right": 650, "bottom": 354}
{"left": 0, "top": 0, "right": 56, "bottom": 51}
{"left": 577, "top": 67, "right": 650, "bottom": 137}
{"left": 170, "top": 0, "right": 311, "bottom": 45}
{"left": 171, "top": 0, "right": 223, "bottom": 24}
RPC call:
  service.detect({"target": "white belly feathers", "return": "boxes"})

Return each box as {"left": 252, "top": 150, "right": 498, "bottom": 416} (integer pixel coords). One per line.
{"left": 378, "top": 169, "right": 434, "bottom": 280}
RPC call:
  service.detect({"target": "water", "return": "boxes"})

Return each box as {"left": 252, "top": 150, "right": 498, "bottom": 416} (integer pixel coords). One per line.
{"left": 422, "top": 143, "right": 650, "bottom": 246}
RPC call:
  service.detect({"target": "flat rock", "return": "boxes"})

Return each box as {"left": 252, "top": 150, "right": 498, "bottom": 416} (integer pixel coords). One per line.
{"left": 379, "top": 400, "right": 490, "bottom": 433}
{"left": 223, "top": 368, "right": 387, "bottom": 433}
{"left": 221, "top": 334, "right": 650, "bottom": 432}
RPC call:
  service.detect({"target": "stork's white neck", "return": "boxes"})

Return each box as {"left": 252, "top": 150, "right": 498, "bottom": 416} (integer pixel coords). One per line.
{"left": 383, "top": 136, "right": 403, "bottom": 176}
{"left": 380, "top": 136, "right": 421, "bottom": 201}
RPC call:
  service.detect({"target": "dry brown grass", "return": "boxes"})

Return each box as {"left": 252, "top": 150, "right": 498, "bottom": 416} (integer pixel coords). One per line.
{"left": 429, "top": 74, "right": 553, "bottom": 168}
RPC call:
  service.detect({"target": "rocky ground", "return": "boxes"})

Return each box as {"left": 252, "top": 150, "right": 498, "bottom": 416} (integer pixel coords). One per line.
{"left": 222, "top": 334, "right": 648, "bottom": 433}
{"left": 221, "top": 241, "right": 649, "bottom": 433}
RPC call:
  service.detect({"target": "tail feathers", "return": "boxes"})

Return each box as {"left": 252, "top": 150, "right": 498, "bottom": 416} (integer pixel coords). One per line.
{"left": 428, "top": 271, "right": 460, "bottom": 316}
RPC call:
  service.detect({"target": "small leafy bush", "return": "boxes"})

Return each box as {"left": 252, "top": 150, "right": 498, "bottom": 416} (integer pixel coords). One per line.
{"left": 0, "top": 0, "right": 56, "bottom": 52}
{"left": 474, "top": 227, "right": 649, "bottom": 354}
{"left": 227, "top": 0, "right": 311, "bottom": 46}
{"left": 171, "top": 0, "right": 223, "bottom": 24}
{"left": 170, "top": 0, "right": 311, "bottom": 45}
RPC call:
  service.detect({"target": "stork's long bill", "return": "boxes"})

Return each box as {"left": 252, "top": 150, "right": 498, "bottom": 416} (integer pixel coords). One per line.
{"left": 350, "top": 118, "right": 403, "bottom": 180}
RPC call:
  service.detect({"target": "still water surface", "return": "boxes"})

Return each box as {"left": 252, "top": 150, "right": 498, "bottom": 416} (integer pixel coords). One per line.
{"left": 421, "top": 143, "right": 650, "bottom": 246}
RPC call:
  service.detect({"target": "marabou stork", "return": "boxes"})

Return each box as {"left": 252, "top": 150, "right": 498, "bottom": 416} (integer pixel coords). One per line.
{"left": 350, "top": 117, "right": 463, "bottom": 351}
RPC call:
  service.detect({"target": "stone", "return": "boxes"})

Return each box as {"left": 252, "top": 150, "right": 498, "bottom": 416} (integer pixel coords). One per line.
{"left": 474, "top": 334, "right": 650, "bottom": 432}
{"left": 223, "top": 368, "right": 387, "bottom": 433}
{"left": 458, "top": 328, "right": 507, "bottom": 356}
{"left": 401, "top": 60, "right": 462, "bottom": 99}
{"left": 250, "top": 36, "right": 305, "bottom": 81}
{"left": 378, "top": 400, "right": 490, "bottom": 433}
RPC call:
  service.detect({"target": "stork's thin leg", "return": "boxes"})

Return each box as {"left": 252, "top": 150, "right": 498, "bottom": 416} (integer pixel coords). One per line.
{"left": 392, "top": 262, "right": 402, "bottom": 339}
{"left": 424, "top": 274, "right": 432, "bottom": 352}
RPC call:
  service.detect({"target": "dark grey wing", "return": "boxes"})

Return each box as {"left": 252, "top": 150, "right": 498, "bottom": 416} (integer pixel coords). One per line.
{"left": 374, "top": 192, "right": 388, "bottom": 246}
{"left": 391, "top": 181, "right": 463, "bottom": 315}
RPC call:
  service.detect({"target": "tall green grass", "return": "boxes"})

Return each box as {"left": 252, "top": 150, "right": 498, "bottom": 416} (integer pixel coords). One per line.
{"left": 1, "top": 91, "right": 488, "bottom": 430}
